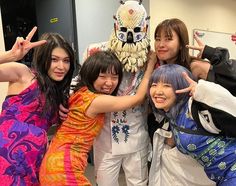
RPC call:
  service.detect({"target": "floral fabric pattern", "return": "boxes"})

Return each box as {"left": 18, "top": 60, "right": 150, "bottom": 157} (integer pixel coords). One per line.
{"left": 172, "top": 103, "right": 236, "bottom": 184}
{"left": 0, "top": 81, "right": 55, "bottom": 186}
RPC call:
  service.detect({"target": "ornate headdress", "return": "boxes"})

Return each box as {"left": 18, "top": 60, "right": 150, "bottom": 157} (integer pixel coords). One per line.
{"left": 108, "top": 0, "right": 150, "bottom": 72}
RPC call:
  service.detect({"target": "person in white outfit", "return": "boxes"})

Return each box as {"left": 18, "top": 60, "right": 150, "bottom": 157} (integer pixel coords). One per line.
{"left": 91, "top": 1, "right": 151, "bottom": 185}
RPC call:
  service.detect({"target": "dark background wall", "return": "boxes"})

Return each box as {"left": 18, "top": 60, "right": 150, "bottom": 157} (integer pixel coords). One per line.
{"left": 0, "top": 0, "right": 37, "bottom": 65}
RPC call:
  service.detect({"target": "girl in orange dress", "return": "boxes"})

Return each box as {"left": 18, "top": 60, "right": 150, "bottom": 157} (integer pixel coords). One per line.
{"left": 39, "top": 50, "right": 156, "bottom": 186}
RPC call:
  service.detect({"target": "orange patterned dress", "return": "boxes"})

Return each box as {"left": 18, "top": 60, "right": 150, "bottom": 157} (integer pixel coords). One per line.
{"left": 39, "top": 86, "right": 104, "bottom": 186}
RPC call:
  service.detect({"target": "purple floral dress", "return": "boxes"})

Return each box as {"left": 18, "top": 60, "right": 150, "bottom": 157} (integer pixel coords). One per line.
{"left": 0, "top": 81, "right": 57, "bottom": 186}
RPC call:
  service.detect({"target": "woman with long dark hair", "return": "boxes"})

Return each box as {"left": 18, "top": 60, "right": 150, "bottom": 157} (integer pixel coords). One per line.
{"left": 0, "top": 27, "right": 76, "bottom": 185}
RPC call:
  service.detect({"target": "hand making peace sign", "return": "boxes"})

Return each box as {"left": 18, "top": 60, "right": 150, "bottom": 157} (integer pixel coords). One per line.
{"left": 9, "top": 26, "right": 47, "bottom": 61}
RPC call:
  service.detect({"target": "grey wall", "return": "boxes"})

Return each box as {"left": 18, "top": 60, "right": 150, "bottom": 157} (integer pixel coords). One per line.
{"left": 75, "top": 0, "right": 150, "bottom": 63}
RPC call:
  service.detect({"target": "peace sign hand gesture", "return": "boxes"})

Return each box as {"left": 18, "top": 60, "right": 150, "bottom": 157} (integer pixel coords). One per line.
{"left": 175, "top": 72, "right": 197, "bottom": 97}
{"left": 186, "top": 33, "right": 205, "bottom": 59}
{"left": 10, "top": 26, "right": 47, "bottom": 61}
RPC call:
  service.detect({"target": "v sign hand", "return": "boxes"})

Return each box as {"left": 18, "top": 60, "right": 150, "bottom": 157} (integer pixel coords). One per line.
{"left": 175, "top": 72, "right": 197, "bottom": 97}
{"left": 186, "top": 33, "right": 205, "bottom": 59}
{"left": 10, "top": 26, "right": 47, "bottom": 61}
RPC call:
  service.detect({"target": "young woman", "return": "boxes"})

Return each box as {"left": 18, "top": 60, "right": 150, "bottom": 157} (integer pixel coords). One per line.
{"left": 148, "top": 18, "right": 215, "bottom": 186}
{"left": 148, "top": 64, "right": 236, "bottom": 185}
{"left": 0, "top": 29, "right": 76, "bottom": 185}
{"left": 39, "top": 50, "right": 156, "bottom": 186}
{"left": 150, "top": 18, "right": 236, "bottom": 139}
{"left": 148, "top": 18, "right": 193, "bottom": 144}
{"left": 154, "top": 18, "right": 191, "bottom": 68}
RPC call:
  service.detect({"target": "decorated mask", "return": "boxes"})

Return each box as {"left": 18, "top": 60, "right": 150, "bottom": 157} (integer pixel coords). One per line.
{"left": 114, "top": 0, "right": 148, "bottom": 43}
{"left": 108, "top": 0, "right": 150, "bottom": 72}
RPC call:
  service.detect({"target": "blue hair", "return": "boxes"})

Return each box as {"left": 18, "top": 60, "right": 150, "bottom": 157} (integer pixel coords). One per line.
{"left": 148, "top": 64, "right": 195, "bottom": 119}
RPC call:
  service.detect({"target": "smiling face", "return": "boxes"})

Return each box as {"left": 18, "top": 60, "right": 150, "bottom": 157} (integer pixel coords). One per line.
{"left": 47, "top": 47, "right": 70, "bottom": 81}
{"left": 154, "top": 29, "right": 181, "bottom": 64}
{"left": 149, "top": 81, "right": 176, "bottom": 112}
{"left": 93, "top": 68, "right": 119, "bottom": 95}
{"left": 153, "top": 18, "right": 191, "bottom": 69}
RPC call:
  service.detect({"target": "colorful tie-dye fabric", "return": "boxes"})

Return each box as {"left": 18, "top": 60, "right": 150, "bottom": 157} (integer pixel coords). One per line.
{"left": 39, "top": 86, "right": 104, "bottom": 186}
{"left": 0, "top": 81, "right": 56, "bottom": 186}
